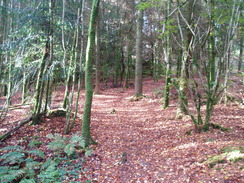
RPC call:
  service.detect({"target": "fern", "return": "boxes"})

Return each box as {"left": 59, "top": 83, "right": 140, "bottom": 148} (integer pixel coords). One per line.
{"left": 0, "top": 173, "right": 16, "bottom": 183}
{"left": 0, "top": 145, "right": 45, "bottom": 182}
{"left": 20, "top": 178, "right": 36, "bottom": 183}
{"left": 64, "top": 144, "right": 76, "bottom": 156}
{"left": 85, "top": 149, "right": 92, "bottom": 157}
{"left": 26, "top": 160, "right": 41, "bottom": 171}
{"left": 0, "top": 151, "right": 25, "bottom": 164}
{"left": 71, "top": 134, "right": 85, "bottom": 147}
{"left": 0, "top": 134, "right": 91, "bottom": 182}
{"left": 47, "top": 133, "right": 89, "bottom": 157}
{"left": 0, "top": 169, "right": 26, "bottom": 183}
{"left": 28, "top": 149, "right": 45, "bottom": 158}
{"left": 41, "top": 158, "right": 58, "bottom": 170}
{"left": 1, "top": 145, "right": 23, "bottom": 151}
{"left": 0, "top": 166, "right": 9, "bottom": 175}
{"left": 47, "top": 140, "right": 66, "bottom": 152}
{"left": 47, "top": 133, "right": 67, "bottom": 141}
{"left": 37, "top": 164, "right": 62, "bottom": 183}
{"left": 28, "top": 140, "right": 42, "bottom": 147}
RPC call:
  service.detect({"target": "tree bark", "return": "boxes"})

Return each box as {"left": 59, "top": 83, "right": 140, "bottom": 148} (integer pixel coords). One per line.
{"left": 134, "top": 5, "right": 143, "bottom": 97}
{"left": 72, "top": 0, "right": 85, "bottom": 131}
{"left": 94, "top": 7, "right": 101, "bottom": 94}
{"left": 163, "top": 1, "right": 171, "bottom": 109}
{"left": 238, "top": 37, "right": 243, "bottom": 72}
{"left": 82, "top": 0, "right": 100, "bottom": 147}
{"left": 176, "top": 0, "right": 194, "bottom": 117}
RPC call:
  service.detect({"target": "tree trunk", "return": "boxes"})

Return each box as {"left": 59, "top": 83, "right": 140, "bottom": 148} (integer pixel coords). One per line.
{"left": 134, "top": 5, "right": 143, "bottom": 97}
{"left": 6, "top": 0, "right": 14, "bottom": 106}
{"left": 32, "top": 40, "right": 49, "bottom": 124}
{"left": 176, "top": 0, "right": 194, "bottom": 117}
{"left": 123, "top": 1, "right": 134, "bottom": 88}
{"left": 72, "top": 0, "right": 85, "bottom": 131}
{"left": 0, "top": 0, "right": 7, "bottom": 95}
{"left": 238, "top": 37, "right": 243, "bottom": 72}
{"left": 82, "top": 0, "right": 100, "bottom": 147}
{"left": 94, "top": 7, "right": 101, "bottom": 94}
{"left": 163, "top": 1, "right": 171, "bottom": 109}
{"left": 65, "top": 5, "right": 81, "bottom": 134}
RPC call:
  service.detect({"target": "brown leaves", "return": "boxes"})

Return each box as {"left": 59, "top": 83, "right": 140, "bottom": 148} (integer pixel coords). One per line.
{"left": 1, "top": 77, "right": 244, "bottom": 182}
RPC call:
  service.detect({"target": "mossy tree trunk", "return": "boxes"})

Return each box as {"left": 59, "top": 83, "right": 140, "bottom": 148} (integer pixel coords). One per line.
{"left": 176, "top": 0, "right": 194, "bottom": 117}
{"left": 32, "top": 40, "right": 49, "bottom": 124}
{"left": 163, "top": 1, "right": 172, "bottom": 109}
{"left": 32, "top": 0, "right": 54, "bottom": 124}
{"left": 82, "top": 0, "right": 100, "bottom": 147}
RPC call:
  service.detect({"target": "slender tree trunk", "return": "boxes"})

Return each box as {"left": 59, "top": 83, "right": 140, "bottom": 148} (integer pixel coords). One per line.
{"left": 44, "top": 0, "right": 55, "bottom": 113}
{"left": 238, "top": 37, "right": 243, "bottom": 72}
{"left": 123, "top": 1, "right": 134, "bottom": 88}
{"left": 204, "top": 0, "right": 216, "bottom": 130}
{"left": 0, "top": 0, "right": 7, "bottom": 95}
{"left": 82, "top": 0, "right": 100, "bottom": 147}
{"left": 72, "top": 0, "right": 85, "bottom": 131}
{"left": 65, "top": 5, "right": 81, "bottom": 134}
{"left": 124, "top": 36, "right": 131, "bottom": 88}
{"left": 176, "top": 0, "right": 194, "bottom": 117}
{"left": 6, "top": 0, "right": 14, "bottom": 106}
{"left": 62, "top": 0, "right": 67, "bottom": 77}
{"left": 94, "top": 7, "right": 101, "bottom": 94}
{"left": 163, "top": 1, "right": 172, "bottom": 109}
{"left": 62, "top": 0, "right": 69, "bottom": 109}
{"left": 32, "top": 40, "right": 49, "bottom": 124}
{"left": 134, "top": 5, "right": 143, "bottom": 97}
{"left": 22, "top": 47, "right": 27, "bottom": 104}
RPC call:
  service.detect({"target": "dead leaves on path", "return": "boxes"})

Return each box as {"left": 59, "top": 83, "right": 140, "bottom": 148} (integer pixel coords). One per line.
{"left": 0, "top": 77, "right": 244, "bottom": 182}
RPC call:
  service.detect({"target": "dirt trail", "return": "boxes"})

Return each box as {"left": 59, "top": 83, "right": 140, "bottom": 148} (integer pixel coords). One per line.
{"left": 1, "top": 78, "right": 243, "bottom": 182}
{"left": 83, "top": 79, "right": 243, "bottom": 182}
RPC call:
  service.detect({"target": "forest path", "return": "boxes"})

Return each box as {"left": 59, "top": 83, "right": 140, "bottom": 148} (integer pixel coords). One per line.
{"left": 1, "top": 78, "right": 243, "bottom": 182}
{"left": 82, "top": 78, "right": 244, "bottom": 182}
{"left": 86, "top": 79, "right": 196, "bottom": 182}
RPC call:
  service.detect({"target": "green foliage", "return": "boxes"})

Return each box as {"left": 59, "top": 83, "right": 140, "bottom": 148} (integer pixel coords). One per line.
{"left": 1, "top": 151, "right": 26, "bottom": 165}
{"left": 38, "top": 163, "right": 62, "bottom": 183}
{"left": 47, "top": 133, "right": 67, "bottom": 152}
{"left": 0, "top": 133, "right": 92, "bottom": 182}
{"left": 20, "top": 178, "right": 36, "bottom": 183}
{"left": 28, "top": 139, "right": 42, "bottom": 148}
{"left": 47, "top": 133, "right": 89, "bottom": 157}
{"left": 136, "top": 0, "right": 163, "bottom": 10}
{"left": 0, "top": 145, "right": 42, "bottom": 183}
{"left": 28, "top": 150, "right": 45, "bottom": 158}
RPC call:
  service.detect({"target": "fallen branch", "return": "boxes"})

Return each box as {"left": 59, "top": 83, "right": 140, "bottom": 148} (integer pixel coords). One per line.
{"left": 0, "top": 116, "right": 32, "bottom": 142}
{"left": 0, "top": 103, "right": 31, "bottom": 112}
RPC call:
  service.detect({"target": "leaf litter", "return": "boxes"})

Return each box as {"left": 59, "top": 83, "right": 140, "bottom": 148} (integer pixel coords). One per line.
{"left": 0, "top": 77, "right": 243, "bottom": 182}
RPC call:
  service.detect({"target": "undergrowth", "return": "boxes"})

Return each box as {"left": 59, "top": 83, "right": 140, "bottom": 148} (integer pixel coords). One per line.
{"left": 0, "top": 133, "right": 91, "bottom": 183}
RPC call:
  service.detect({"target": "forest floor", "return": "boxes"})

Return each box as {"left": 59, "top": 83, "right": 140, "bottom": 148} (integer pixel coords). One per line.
{"left": 0, "top": 76, "right": 244, "bottom": 182}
